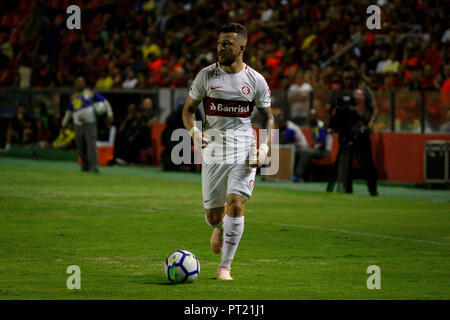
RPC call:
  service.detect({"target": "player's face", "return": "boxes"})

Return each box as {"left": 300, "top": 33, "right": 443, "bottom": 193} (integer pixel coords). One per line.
{"left": 217, "top": 33, "right": 243, "bottom": 66}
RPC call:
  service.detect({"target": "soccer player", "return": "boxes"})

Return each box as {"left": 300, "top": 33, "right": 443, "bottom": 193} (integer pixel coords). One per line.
{"left": 182, "top": 23, "right": 274, "bottom": 280}
{"left": 62, "top": 76, "right": 113, "bottom": 172}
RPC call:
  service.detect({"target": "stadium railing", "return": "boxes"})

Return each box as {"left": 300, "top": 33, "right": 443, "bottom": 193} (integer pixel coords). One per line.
{"left": 0, "top": 87, "right": 448, "bottom": 134}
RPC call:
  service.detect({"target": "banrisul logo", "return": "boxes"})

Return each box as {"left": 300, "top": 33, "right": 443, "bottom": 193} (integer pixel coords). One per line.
{"left": 217, "top": 105, "right": 249, "bottom": 113}
{"left": 209, "top": 103, "right": 250, "bottom": 113}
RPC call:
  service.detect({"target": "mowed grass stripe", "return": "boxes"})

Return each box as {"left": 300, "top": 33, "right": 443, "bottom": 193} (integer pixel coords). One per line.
{"left": 2, "top": 191, "right": 449, "bottom": 247}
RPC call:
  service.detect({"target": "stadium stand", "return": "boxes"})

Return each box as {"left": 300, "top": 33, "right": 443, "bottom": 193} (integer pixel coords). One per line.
{"left": 0, "top": 0, "right": 449, "bottom": 183}
{"left": 0, "top": 0, "right": 448, "bottom": 91}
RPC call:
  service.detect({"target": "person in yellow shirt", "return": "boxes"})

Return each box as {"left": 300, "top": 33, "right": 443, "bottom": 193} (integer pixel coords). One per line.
{"left": 382, "top": 52, "right": 400, "bottom": 74}
{"left": 95, "top": 73, "right": 114, "bottom": 89}
{"left": 141, "top": 36, "right": 161, "bottom": 60}
{"left": 52, "top": 123, "right": 76, "bottom": 150}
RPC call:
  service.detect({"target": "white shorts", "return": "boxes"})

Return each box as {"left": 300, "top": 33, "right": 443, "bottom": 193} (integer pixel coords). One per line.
{"left": 201, "top": 163, "right": 257, "bottom": 209}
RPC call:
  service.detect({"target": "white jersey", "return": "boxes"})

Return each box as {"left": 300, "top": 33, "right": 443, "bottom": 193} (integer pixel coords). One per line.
{"left": 189, "top": 62, "right": 271, "bottom": 162}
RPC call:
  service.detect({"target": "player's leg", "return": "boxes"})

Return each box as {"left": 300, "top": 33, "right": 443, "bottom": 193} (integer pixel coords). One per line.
{"left": 75, "top": 125, "right": 89, "bottom": 172}
{"left": 205, "top": 206, "right": 226, "bottom": 254}
{"left": 202, "top": 162, "right": 229, "bottom": 253}
{"left": 217, "top": 165, "right": 256, "bottom": 280}
{"left": 86, "top": 123, "right": 99, "bottom": 173}
{"left": 217, "top": 193, "right": 247, "bottom": 280}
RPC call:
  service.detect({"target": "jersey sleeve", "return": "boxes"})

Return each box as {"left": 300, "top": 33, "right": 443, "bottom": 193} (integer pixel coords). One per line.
{"left": 255, "top": 74, "right": 271, "bottom": 108}
{"left": 188, "top": 69, "right": 207, "bottom": 101}
{"left": 67, "top": 99, "right": 74, "bottom": 112}
{"left": 93, "top": 90, "right": 106, "bottom": 102}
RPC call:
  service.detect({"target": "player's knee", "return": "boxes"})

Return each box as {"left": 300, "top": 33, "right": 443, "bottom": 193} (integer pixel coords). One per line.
{"left": 205, "top": 208, "right": 225, "bottom": 227}
{"left": 205, "top": 214, "right": 222, "bottom": 227}
{"left": 227, "top": 197, "right": 245, "bottom": 217}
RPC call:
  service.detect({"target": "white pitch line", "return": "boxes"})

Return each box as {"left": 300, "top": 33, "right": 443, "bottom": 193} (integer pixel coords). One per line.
{"left": 2, "top": 192, "right": 450, "bottom": 247}
{"left": 267, "top": 222, "right": 450, "bottom": 246}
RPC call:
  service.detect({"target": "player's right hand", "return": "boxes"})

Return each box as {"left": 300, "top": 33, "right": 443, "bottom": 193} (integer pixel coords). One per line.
{"left": 249, "top": 147, "right": 267, "bottom": 168}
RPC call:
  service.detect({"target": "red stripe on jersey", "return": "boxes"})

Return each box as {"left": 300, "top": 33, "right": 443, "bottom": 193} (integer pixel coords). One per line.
{"left": 203, "top": 96, "right": 255, "bottom": 118}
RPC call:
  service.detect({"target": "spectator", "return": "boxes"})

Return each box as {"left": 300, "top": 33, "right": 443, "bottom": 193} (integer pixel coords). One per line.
{"left": 95, "top": 71, "right": 114, "bottom": 89}
{"left": 121, "top": 69, "right": 139, "bottom": 89}
{"left": 142, "top": 97, "right": 158, "bottom": 128}
{"left": 161, "top": 101, "right": 202, "bottom": 172}
{"left": 2, "top": 104, "right": 35, "bottom": 152}
{"left": 141, "top": 36, "right": 161, "bottom": 60}
{"left": 16, "top": 56, "right": 32, "bottom": 88}
{"left": 114, "top": 103, "right": 138, "bottom": 164}
{"left": 36, "top": 119, "right": 51, "bottom": 148}
{"left": 48, "top": 114, "right": 61, "bottom": 144}
{"left": 440, "top": 109, "right": 450, "bottom": 133}
{"left": 0, "top": 35, "right": 13, "bottom": 69}
{"left": 441, "top": 28, "right": 450, "bottom": 43}
{"left": 376, "top": 50, "right": 391, "bottom": 74}
{"left": 276, "top": 110, "right": 316, "bottom": 182}
{"left": 0, "top": 1, "right": 443, "bottom": 92}
{"left": 132, "top": 97, "right": 158, "bottom": 159}
{"left": 409, "top": 68, "right": 423, "bottom": 91}
{"left": 35, "top": 102, "right": 50, "bottom": 133}
{"left": 420, "top": 64, "right": 436, "bottom": 90}
{"left": 381, "top": 51, "right": 400, "bottom": 74}
{"left": 96, "top": 117, "right": 117, "bottom": 147}
{"left": 423, "top": 40, "right": 441, "bottom": 74}
{"left": 288, "top": 71, "right": 313, "bottom": 126}
{"left": 294, "top": 116, "right": 333, "bottom": 182}
{"left": 437, "top": 65, "right": 450, "bottom": 122}
{"left": 52, "top": 122, "right": 76, "bottom": 150}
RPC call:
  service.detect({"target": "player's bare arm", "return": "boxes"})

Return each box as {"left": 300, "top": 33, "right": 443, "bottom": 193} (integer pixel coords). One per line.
{"left": 252, "top": 107, "right": 274, "bottom": 168}
{"left": 182, "top": 95, "right": 208, "bottom": 148}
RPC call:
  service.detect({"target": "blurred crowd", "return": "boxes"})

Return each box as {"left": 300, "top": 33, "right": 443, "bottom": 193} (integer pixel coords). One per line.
{"left": 0, "top": 0, "right": 449, "bottom": 94}
{"left": 1, "top": 97, "right": 157, "bottom": 164}
{"left": 3, "top": 102, "right": 74, "bottom": 152}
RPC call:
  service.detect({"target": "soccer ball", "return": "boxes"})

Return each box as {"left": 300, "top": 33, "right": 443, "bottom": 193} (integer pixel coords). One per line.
{"left": 93, "top": 101, "right": 106, "bottom": 116}
{"left": 165, "top": 250, "right": 200, "bottom": 284}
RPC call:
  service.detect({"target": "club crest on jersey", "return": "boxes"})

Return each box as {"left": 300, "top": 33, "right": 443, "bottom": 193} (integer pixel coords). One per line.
{"left": 241, "top": 85, "right": 251, "bottom": 95}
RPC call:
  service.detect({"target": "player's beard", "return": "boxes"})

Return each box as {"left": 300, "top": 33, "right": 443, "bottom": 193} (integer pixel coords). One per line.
{"left": 218, "top": 51, "right": 239, "bottom": 67}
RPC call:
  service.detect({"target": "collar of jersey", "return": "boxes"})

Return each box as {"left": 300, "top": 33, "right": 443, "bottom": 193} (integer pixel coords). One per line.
{"left": 217, "top": 62, "right": 246, "bottom": 76}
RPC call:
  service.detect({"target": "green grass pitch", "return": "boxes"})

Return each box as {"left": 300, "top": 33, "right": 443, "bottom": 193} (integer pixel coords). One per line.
{"left": 0, "top": 157, "right": 449, "bottom": 299}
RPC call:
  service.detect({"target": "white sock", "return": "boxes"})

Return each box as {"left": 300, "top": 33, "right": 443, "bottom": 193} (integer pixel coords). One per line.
{"left": 220, "top": 215, "right": 244, "bottom": 268}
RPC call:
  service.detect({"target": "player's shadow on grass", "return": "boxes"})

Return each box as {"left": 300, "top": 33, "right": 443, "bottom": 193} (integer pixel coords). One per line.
{"left": 131, "top": 274, "right": 173, "bottom": 286}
